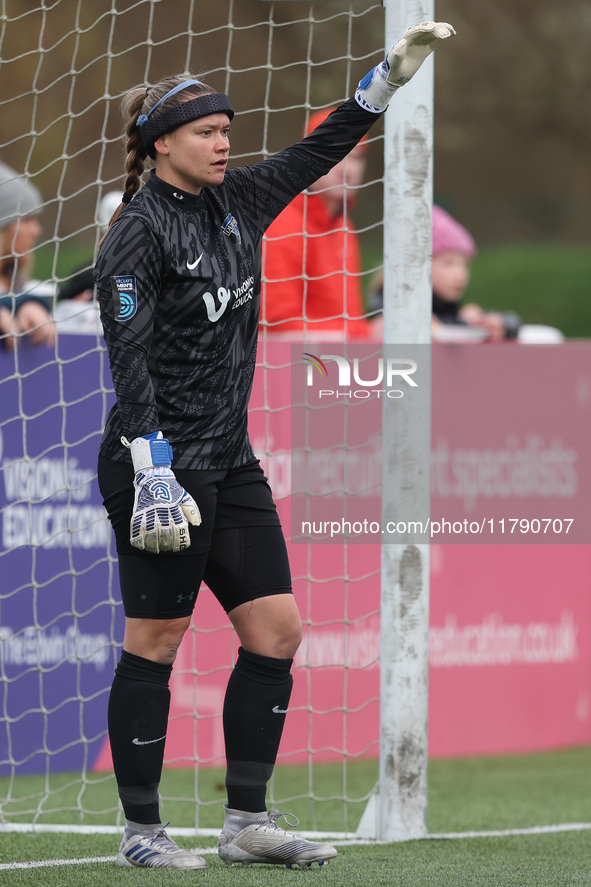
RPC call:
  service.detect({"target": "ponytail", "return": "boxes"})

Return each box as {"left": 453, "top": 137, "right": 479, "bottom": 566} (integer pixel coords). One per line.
{"left": 97, "top": 86, "right": 150, "bottom": 249}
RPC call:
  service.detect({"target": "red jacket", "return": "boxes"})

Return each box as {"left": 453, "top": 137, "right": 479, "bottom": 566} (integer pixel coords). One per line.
{"left": 261, "top": 191, "right": 369, "bottom": 339}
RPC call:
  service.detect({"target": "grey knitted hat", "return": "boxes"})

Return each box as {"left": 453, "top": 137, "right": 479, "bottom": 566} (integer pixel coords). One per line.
{"left": 0, "top": 161, "right": 44, "bottom": 230}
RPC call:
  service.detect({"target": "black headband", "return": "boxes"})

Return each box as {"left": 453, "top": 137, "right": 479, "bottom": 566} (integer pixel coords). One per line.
{"left": 139, "top": 93, "right": 234, "bottom": 159}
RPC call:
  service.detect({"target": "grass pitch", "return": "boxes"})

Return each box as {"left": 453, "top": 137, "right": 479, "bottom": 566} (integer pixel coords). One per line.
{"left": 2, "top": 746, "right": 591, "bottom": 885}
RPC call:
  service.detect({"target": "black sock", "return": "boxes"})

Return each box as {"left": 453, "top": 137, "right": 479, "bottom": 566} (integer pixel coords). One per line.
{"left": 223, "top": 646, "right": 293, "bottom": 813}
{"left": 108, "top": 649, "right": 172, "bottom": 824}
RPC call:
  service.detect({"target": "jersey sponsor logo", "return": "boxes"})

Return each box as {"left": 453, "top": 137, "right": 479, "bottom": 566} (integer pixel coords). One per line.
{"left": 112, "top": 275, "right": 138, "bottom": 321}
{"left": 187, "top": 253, "right": 203, "bottom": 271}
{"left": 221, "top": 213, "right": 242, "bottom": 244}
{"left": 203, "top": 276, "right": 254, "bottom": 322}
{"left": 203, "top": 286, "right": 232, "bottom": 322}
{"left": 231, "top": 276, "right": 254, "bottom": 310}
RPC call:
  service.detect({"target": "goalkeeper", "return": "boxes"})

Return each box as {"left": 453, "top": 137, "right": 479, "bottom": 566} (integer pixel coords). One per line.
{"left": 95, "top": 20, "right": 455, "bottom": 871}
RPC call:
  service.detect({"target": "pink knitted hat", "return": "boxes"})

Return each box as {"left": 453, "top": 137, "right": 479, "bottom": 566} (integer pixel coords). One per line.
{"left": 432, "top": 205, "right": 477, "bottom": 258}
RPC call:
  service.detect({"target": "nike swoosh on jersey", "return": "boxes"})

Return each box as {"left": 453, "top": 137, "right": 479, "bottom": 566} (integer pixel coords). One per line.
{"left": 272, "top": 705, "right": 288, "bottom": 714}
{"left": 187, "top": 253, "right": 203, "bottom": 270}
{"left": 132, "top": 734, "right": 167, "bottom": 746}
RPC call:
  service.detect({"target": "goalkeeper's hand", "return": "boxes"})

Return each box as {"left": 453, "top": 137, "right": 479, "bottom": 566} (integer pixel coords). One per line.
{"left": 355, "top": 21, "right": 456, "bottom": 113}
{"left": 124, "top": 432, "right": 202, "bottom": 554}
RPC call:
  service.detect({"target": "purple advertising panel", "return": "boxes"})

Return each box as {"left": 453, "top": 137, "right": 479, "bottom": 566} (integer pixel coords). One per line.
{"left": 0, "top": 335, "right": 123, "bottom": 775}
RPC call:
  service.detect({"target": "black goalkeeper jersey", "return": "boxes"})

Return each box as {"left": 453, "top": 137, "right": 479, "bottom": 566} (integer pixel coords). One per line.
{"left": 95, "top": 98, "right": 380, "bottom": 470}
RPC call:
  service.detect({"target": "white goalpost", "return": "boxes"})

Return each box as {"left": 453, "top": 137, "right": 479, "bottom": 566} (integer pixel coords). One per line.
{"left": 0, "top": 0, "right": 433, "bottom": 841}
{"left": 375, "top": 0, "right": 433, "bottom": 843}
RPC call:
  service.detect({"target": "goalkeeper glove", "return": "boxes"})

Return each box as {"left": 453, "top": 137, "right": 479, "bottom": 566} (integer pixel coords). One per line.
{"left": 124, "top": 432, "right": 202, "bottom": 554}
{"left": 355, "top": 21, "right": 456, "bottom": 113}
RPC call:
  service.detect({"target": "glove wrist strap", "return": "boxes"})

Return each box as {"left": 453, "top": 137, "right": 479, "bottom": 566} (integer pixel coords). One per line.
{"left": 126, "top": 434, "right": 173, "bottom": 472}
{"left": 355, "top": 66, "right": 397, "bottom": 114}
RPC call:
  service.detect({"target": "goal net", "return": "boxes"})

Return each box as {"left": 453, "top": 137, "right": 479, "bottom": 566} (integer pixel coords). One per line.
{"left": 0, "top": 0, "right": 395, "bottom": 837}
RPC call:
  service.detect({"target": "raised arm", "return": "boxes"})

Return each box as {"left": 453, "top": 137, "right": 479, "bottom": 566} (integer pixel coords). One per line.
{"left": 228, "top": 21, "right": 456, "bottom": 232}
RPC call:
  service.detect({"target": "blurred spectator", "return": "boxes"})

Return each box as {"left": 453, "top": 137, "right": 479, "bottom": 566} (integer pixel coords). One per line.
{"left": 53, "top": 190, "right": 121, "bottom": 334}
{"left": 430, "top": 204, "right": 520, "bottom": 342}
{"left": 367, "top": 204, "right": 523, "bottom": 342}
{"left": 261, "top": 108, "right": 370, "bottom": 340}
{"left": 0, "top": 161, "right": 55, "bottom": 349}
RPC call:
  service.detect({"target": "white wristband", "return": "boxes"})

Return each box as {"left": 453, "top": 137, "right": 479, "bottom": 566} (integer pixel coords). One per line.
{"left": 121, "top": 432, "right": 173, "bottom": 472}
{"left": 129, "top": 437, "right": 156, "bottom": 472}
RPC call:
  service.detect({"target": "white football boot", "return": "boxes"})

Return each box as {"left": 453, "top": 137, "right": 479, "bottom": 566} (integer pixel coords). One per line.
{"left": 116, "top": 825, "right": 206, "bottom": 869}
{"left": 218, "top": 807, "right": 337, "bottom": 869}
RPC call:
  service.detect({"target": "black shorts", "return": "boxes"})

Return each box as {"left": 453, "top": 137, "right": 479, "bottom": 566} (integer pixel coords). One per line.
{"left": 98, "top": 457, "right": 292, "bottom": 619}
